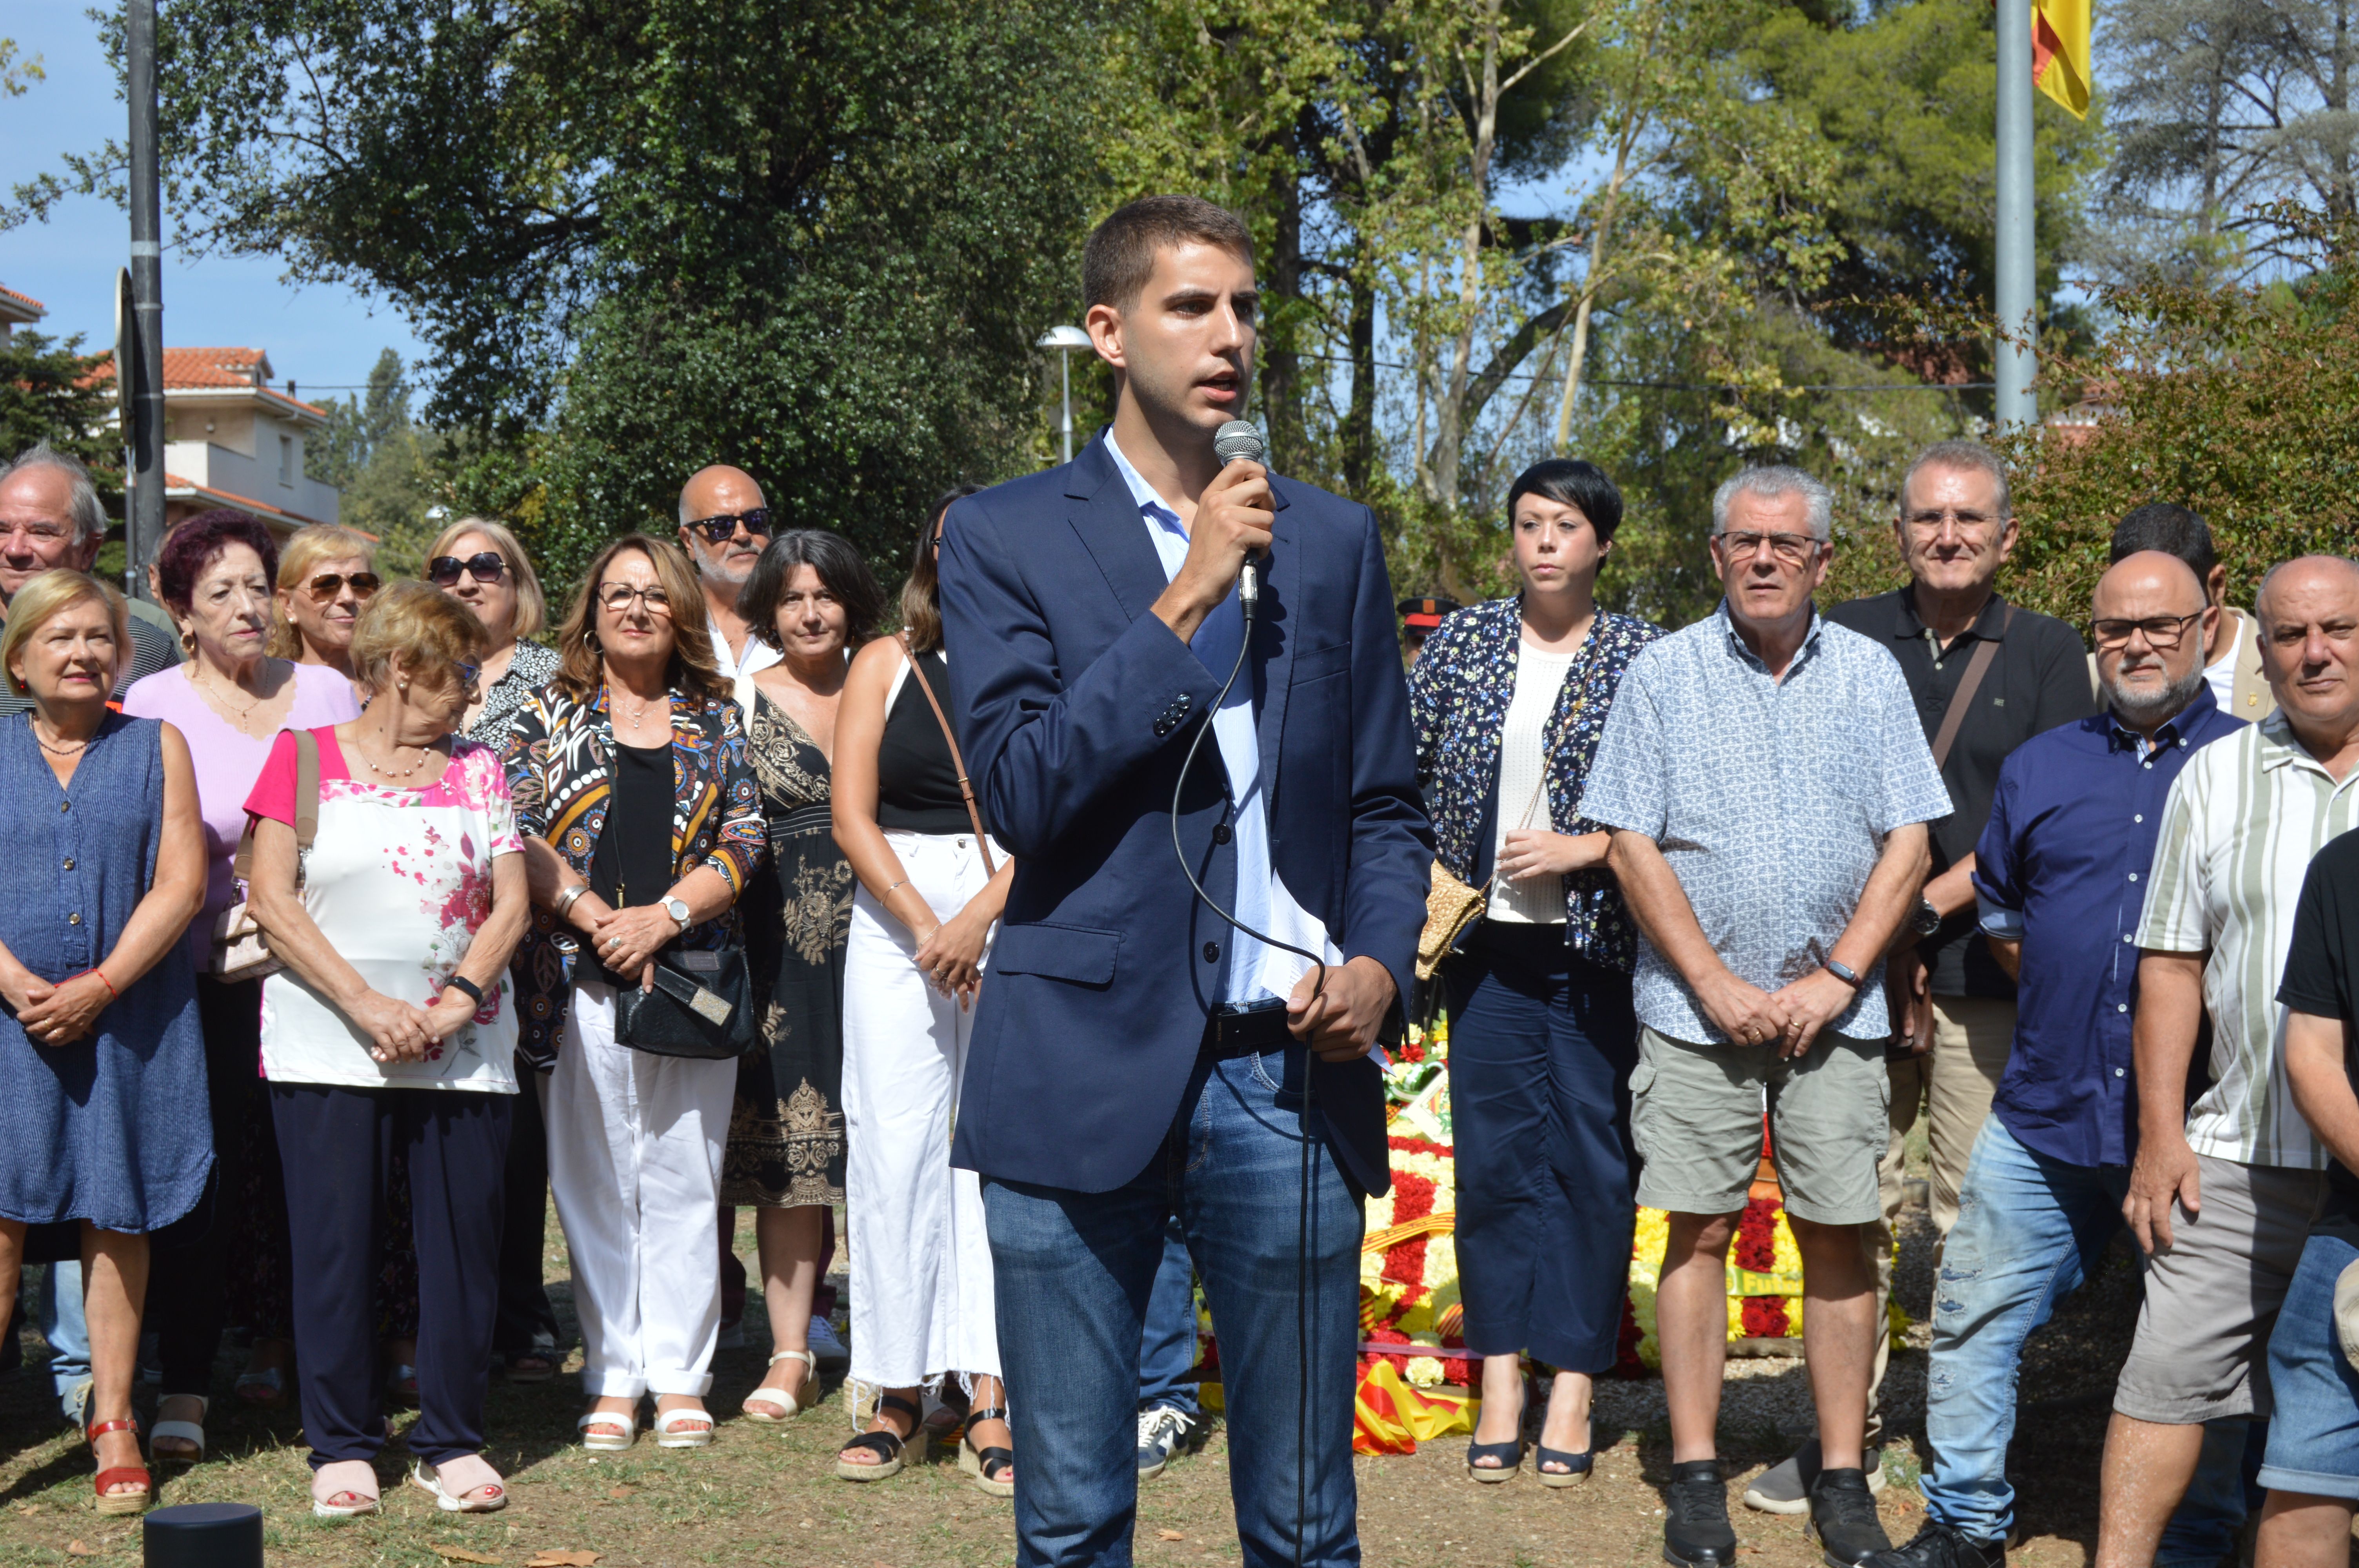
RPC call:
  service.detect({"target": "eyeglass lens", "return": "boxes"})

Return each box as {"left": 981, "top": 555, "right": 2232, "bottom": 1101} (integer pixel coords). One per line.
{"left": 599, "top": 583, "right": 671, "bottom": 613}
{"left": 1715, "top": 530, "right": 1818, "bottom": 563}
{"left": 429, "top": 552, "right": 507, "bottom": 586}
{"left": 308, "top": 572, "right": 382, "bottom": 599}
{"left": 692, "top": 509, "right": 772, "bottom": 542}
{"left": 2093, "top": 613, "right": 2199, "bottom": 649}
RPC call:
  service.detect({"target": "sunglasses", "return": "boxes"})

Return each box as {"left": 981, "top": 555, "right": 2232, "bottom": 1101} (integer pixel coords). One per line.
{"left": 304, "top": 572, "right": 382, "bottom": 601}
{"left": 428, "top": 552, "right": 509, "bottom": 587}
{"left": 686, "top": 508, "right": 773, "bottom": 543}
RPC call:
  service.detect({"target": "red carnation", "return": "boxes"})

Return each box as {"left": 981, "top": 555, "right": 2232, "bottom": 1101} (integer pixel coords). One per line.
{"left": 1740, "top": 1296, "right": 1790, "bottom": 1338}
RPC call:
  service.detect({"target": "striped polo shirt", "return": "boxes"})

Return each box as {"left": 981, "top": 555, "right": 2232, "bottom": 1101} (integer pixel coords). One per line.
{"left": 2136, "top": 709, "right": 2359, "bottom": 1169}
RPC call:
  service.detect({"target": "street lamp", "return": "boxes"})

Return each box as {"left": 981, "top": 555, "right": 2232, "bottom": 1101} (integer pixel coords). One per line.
{"left": 1035, "top": 325, "right": 1092, "bottom": 465}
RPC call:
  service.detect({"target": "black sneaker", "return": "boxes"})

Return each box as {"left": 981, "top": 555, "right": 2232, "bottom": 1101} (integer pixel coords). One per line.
{"left": 1664, "top": 1459, "right": 1739, "bottom": 1568}
{"left": 1807, "top": 1467, "right": 1894, "bottom": 1568}
{"left": 1862, "top": 1518, "right": 2007, "bottom": 1568}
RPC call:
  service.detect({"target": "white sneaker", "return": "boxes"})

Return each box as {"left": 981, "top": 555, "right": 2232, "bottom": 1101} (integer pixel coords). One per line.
{"left": 808, "top": 1314, "right": 849, "bottom": 1372}
{"left": 1136, "top": 1405, "right": 1201, "bottom": 1481}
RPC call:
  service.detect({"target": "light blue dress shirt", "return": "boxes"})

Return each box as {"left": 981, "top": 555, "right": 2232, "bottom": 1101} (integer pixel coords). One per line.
{"left": 1104, "top": 433, "right": 1330, "bottom": 1005}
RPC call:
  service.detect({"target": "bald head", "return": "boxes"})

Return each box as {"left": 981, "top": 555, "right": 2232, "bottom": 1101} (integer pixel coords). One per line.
{"left": 2094, "top": 550, "right": 2215, "bottom": 733}
{"left": 677, "top": 464, "right": 771, "bottom": 590}
{"left": 2252, "top": 555, "right": 2359, "bottom": 743}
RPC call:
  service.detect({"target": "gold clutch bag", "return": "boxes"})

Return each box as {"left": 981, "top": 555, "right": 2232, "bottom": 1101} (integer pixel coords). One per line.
{"left": 1418, "top": 859, "right": 1486, "bottom": 982}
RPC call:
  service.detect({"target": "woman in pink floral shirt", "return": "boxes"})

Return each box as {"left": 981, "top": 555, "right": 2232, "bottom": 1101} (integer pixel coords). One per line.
{"left": 244, "top": 583, "right": 531, "bottom": 1519}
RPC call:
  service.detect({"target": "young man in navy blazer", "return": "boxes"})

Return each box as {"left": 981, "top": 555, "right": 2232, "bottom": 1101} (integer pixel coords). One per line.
{"left": 940, "top": 195, "right": 1432, "bottom": 1566}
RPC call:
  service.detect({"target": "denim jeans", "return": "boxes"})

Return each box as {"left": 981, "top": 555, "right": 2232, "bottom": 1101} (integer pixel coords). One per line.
{"left": 1137, "top": 1216, "right": 1200, "bottom": 1417}
{"left": 985, "top": 1045, "right": 1363, "bottom": 1568}
{"left": 38, "top": 1261, "right": 92, "bottom": 1426}
{"left": 1923, "top": 1118, "right": 2250, "bottom": 1561}
{"left": 2258, "top": 1224, "right": 2359, "bottom": 1502}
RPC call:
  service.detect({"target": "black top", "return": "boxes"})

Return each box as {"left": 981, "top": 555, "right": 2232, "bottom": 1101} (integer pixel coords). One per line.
{"left": 589, "top": 740, "right": 675, "bottom": 985}
{"left": 876, "top": 650, "right": 976, "bottom": 835}
{"left": 1825, "top": 588, "right": 2099, "bottom": 998}
{"left": 2281, "top": 829, "right": 2359, "bottom": 1221}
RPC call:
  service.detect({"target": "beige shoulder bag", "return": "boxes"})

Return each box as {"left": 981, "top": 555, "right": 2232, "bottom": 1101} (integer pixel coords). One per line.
{"left": 211, "top": 729, "right": 320, "bottom": 982}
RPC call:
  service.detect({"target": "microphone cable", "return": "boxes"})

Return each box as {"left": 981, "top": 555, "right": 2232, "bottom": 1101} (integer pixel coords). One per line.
{"left": 1167, "top": 579, "right": 1326, "bottom": 1568}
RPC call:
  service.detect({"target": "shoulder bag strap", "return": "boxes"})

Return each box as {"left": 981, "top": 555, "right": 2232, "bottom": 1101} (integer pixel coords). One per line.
{"left": 1929, "top": 604, "right": 2013, "bottom": 771}
{"left": 895, "top": 632, "right": 997, "bottom": 877}
{"left": 231, "top": 728, "right": 323, "bottom": 884}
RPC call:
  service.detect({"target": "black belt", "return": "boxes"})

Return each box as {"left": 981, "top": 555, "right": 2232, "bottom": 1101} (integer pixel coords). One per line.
{"left": 1201, "top": 998, "right": 1295, "bottom": 1059}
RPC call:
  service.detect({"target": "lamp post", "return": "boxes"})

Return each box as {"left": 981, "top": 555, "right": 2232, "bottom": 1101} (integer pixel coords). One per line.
{"left": 1035, "top": 325, "right": 1092, "bottom": 465}
{"left": 125, "top": 0, "right": 165, "bottom": 597}
{"left": 1993, "top": 0, "right": 2036, "bottom": 431}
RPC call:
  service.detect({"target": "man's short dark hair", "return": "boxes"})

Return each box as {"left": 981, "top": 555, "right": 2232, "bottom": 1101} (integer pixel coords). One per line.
{"left": 2110, "top": 503, "right": 2217, "bottom": 580}
{"left": 1505, "top": 459, "right": 1624, "bottom": 544}
{"left": 1083, "top": 196, "right": 1255, "bottom": 312}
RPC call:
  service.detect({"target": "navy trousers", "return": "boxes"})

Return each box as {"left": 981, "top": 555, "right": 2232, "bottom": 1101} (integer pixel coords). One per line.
{"left": 1443, "top": 922, "right": 1639, "bottom": 1373}
{"left": 271, "top": 1083, "right": 512, "bottom": 1467}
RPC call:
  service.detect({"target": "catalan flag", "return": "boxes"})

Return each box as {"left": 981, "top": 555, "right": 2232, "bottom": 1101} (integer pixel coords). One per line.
{"left": 2032, "top": 0, "right": 2092, "bottom": 118}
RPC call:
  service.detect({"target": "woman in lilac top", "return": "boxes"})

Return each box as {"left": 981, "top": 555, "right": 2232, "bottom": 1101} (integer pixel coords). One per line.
{"left": 120, "top": 509, "right": 359, "bottom": 1466}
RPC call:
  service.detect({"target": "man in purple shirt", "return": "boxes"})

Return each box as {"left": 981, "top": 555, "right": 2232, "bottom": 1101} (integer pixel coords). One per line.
{"left": 1864, "top": 550, "right": 2249, "bottom": 1568}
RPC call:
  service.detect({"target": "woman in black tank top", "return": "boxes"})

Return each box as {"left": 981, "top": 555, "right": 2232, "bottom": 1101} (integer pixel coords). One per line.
{"left": 827, "top": 489, "right": 1017, "bottom": 1494}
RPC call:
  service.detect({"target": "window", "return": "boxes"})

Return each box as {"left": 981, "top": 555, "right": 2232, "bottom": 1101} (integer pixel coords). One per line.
{"left": 279, "top": 433, "right": 294, "bottom": 487}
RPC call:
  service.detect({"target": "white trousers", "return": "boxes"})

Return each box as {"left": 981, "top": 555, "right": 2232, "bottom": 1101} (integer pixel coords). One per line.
{"left": 542, "top": 979, "right": 738, "bottom": 1399}
{"left": 843, "top": 828, "right": 1002, "bottom": 1390}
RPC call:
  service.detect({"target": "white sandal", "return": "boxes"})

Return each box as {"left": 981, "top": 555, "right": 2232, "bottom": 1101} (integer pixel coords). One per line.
{"left": 576, "top": 1408, "right": 636, "bottom": 1452}
{"left": 740, "top": 1350, "right": 817, "bottom": 1425}
{"left": 652, "top": 1405, "right": 715, "bottom": 1449}
{"left": 151, "top": 1394, "right": 209, "bottom": 1465}
{"left": 411, "top": 1455, "right": 508, "bottom": 1513}
{"left": 311, "top": 1459, "right": 381, "bottom": 1519}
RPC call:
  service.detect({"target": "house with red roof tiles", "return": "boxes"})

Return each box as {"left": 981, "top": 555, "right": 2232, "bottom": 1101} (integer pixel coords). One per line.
{"left": 0, "top": 280, "right": 45, "bottom": 343}
{"left": 95, "top": 345, "right": 343, "bottom": 532}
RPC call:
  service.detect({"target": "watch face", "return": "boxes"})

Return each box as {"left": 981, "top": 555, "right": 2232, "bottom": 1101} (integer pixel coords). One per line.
{"left": 1915, "top": 902, "right": 1943, "bottom": 935}
{"left": 666, "top": 898, "right": 690, "bottom": 923}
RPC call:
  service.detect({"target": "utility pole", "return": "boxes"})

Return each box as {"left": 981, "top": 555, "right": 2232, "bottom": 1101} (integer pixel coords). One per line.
{"left": 125, "top": 0, "right": 165, "bottom": 598}
{"left": 1993, "top": 0, "right": 2037, "bottom": 432}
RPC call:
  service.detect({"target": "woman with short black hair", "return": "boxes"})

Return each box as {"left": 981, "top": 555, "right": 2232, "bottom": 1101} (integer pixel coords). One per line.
{"left": 720, "top": 530, "right": 882, "bottom": 1425}
{"left": 1408, "top": 457, "right": 1663, "bottom": 1485}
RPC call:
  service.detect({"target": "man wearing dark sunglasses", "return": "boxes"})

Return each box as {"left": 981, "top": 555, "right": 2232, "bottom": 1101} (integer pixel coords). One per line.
{"left": 676, "top": 464, "right": 777, "bottom": 683}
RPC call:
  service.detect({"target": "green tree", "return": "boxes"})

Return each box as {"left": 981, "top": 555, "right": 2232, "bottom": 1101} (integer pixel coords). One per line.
{"left": 18, "top": 0, "right": 1113, "bottom": 591}
{"left": 0, "top": 330, "right": 119, "bottom": 499}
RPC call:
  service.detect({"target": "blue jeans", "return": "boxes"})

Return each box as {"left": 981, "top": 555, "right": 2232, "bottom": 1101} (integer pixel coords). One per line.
{"left": 39, "top": 1261, "right": 92, "bottom": 1426}
{"left": 1137, "top": 1216, "right": 1199, "bottom": 1417}
{"left": 985, "top": 1045, "right": 1363, "bottom": 1568}
{"left": 1923, "top": 1118, "right": 2249, "bottom": 1561}
{"left": 2259, "top": 1225, "right": 2359, "bottom": 1501}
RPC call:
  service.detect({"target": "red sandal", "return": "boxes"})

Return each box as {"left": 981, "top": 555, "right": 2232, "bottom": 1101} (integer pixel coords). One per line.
{"left": 86, "top": 1418, "right": 152, "bottom": 1516}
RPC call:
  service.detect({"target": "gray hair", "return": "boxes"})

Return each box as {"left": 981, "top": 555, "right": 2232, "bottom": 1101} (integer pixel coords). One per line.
{"left": 1901, "top": 440, "right": 2011, "bottom": 520}
{"left": 1711, "top": 465, "right": 1832, "bottom": 541}
{"left": 1, "top": 442, "right": 107, "bottom": 548}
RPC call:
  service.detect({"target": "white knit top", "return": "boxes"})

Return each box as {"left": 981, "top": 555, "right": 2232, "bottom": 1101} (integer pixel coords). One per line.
{"left": 1489, "top": 644, "right": 1577, "bottom": 924}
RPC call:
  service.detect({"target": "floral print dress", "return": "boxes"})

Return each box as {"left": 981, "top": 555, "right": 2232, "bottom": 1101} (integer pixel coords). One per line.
{"left": 720, "top": 690, "right": 851, "bottom": 1208}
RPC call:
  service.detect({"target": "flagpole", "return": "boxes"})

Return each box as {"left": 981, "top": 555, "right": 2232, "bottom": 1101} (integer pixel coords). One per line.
{"left": 1994, "top": 0, "right": 2037, "bottom": 432}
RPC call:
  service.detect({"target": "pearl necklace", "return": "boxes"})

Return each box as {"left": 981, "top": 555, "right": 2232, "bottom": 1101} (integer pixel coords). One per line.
{"left": 357, "top": 734, "right": 434, "bottom": 779}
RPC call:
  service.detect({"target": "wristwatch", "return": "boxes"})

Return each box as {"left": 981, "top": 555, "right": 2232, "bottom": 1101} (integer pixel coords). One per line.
{"left": 663, "top": 897, "right": 692, "bottom": 935}
{"left": 1910, "top": 898, "right": 1943, "bottom": 938}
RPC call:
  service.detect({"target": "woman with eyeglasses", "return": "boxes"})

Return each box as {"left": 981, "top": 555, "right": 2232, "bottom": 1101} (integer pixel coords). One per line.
{"left": 121, "top": 510, "right": 362, "bottom": 1463}
{"left": 830, "top": 486, "right": 1014, "bottom": 1493}
{"left": 502, "top": 534, "right": 764, "bottom": 1454}
{"left": 243, "top": 581, "right": 530, "bottom": 1517}
{"left": 423, "top": 515, "right": 566, "bottom": 1383}
{"left": 270, "top": 524, "right": 381, "bottom": 704}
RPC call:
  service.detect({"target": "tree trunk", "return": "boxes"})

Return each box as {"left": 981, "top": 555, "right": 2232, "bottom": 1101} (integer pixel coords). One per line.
{"left": 1260, "top": 135, "right": 1308, "bottom": 471}
{"left": 1341, "top": 267, "right": 1378, "bottom": 496}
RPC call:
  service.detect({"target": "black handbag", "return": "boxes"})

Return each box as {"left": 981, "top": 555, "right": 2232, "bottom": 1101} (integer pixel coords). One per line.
{"left": 613, "top": 944, "right": 757, "bottom": 1060}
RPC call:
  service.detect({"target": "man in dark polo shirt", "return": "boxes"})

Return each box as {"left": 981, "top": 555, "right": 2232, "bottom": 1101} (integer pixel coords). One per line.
{"left": 2260, "top": 822, "right": 2359, "bottom": 1565}
{"left": 1749, "top": 439, "right": 2095, "bottom": 1513}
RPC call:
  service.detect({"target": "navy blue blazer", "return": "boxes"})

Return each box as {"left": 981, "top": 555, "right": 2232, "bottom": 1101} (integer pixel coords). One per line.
{"left": 938, "top": 434, "right": 1433, "bottom": 1198}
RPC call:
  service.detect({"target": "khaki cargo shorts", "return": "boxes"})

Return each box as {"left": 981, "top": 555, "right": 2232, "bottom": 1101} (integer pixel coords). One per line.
{"left": 1630, "top": 1024, "right": 1889, "bottom": 1225}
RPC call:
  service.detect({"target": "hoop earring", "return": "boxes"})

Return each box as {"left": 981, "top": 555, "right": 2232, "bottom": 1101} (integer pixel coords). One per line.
{"left": 585, "top": 629, "right": 602, "bottom": 653}
{"left": 179, "top": 627, "right": 197, "bottom": 656}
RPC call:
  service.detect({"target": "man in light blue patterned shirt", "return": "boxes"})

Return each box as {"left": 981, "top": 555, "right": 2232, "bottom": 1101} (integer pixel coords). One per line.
{"left": 1581, "top": 465, "right": 1949, "bottom": 1568}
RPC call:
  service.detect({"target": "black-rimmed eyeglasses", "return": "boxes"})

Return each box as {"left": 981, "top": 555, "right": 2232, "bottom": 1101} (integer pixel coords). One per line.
{"left": 2093, "top": 612, "right": 2202, "bottom": 650}
{"left": 686, "top": 509, "right": 772, "bottom": 543}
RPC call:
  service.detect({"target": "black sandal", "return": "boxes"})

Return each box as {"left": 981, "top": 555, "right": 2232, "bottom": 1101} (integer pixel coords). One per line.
{"left": 958, "top": 1404, "right": 1014, "bottom": 1497}
{"left": 1536, "top": 1445, "right": 1594, "bottom": 1486}
{"left": 835, "top": 1393, "right": 929, "bottom": 1482}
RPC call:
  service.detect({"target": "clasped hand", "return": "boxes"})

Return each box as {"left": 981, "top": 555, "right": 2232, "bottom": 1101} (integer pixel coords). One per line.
{"left": 914, "top": 905, "right": 991, "bottom": 1008}
{"left": 591, "top": 904, "right": 680, "bottom": 992}
{"left": 1698, "top": 966, "right": 1856, "bottom": 1058}
{"left": 5, "top": 966, "right": 114, "bottom": 1047}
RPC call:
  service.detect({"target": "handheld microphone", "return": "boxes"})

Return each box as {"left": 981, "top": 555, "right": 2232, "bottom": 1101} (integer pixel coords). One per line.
{"left": 1212, "top": 419, "right": 1266, "bottom": 608}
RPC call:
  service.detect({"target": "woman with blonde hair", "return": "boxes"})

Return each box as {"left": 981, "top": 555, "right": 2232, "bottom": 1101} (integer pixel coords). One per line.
{"left": 245, "top": 580, "right": 530, "bottom": 1516}
{"left": 1, "top": 570, "right": 207, "bottom": 1516}
{"left": 270, "top": 524, "right": 380, "bottom": 698}
{"left": 502, "top": 534, "right": 764, "bottom": 1452}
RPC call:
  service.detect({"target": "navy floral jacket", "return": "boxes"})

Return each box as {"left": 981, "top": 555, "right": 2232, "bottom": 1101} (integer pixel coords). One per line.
{"left": 1407, "top": 595, "right": 1665, "bottom": 972}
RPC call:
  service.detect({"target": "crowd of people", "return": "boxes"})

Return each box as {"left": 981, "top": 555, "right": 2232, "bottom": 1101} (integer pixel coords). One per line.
{"left": 4, "top": 188, "right": 2359, "bottom": 1568}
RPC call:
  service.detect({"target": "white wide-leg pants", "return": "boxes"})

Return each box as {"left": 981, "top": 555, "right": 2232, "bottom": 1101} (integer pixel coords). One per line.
{"left": 843, "top": 828, "right": 1002, "bottom": 1390}
{"left": 542, "top": 978, "right": 738, "bottom": 1399}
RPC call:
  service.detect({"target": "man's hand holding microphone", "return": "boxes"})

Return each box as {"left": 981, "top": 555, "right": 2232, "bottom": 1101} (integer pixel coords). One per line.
{"left": 1149, "top": 453, "right": 1273, "bottom": 644}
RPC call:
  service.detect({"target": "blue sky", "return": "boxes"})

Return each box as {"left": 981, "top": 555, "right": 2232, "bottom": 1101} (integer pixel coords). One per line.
{"left": 0, "top": 0, "right": 427, "bottom": 398}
